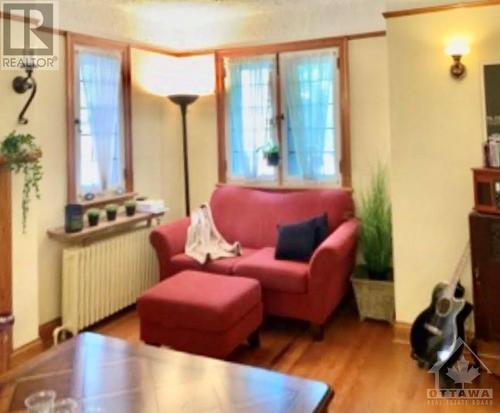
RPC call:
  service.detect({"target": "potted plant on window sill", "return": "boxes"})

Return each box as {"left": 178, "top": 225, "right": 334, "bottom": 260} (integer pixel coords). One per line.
{"left": 105, "top": 204, "right": 119, "bottom": 222}
{"left": 351, "top": 165, "right": 394, "bottom": 323}
{"left": 124, "top": 199, "right": 136, "bottom": 217}
{"left": 87, "top": 208, "right": 100, "bottom": 227}
{"left": 258, "top": 142, "right": 280, "bottom": 167}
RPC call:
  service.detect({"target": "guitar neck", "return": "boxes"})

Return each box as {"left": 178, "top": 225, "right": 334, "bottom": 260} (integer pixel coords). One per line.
{"left": 444, "top": 242, "right": 470, "bottom": 298}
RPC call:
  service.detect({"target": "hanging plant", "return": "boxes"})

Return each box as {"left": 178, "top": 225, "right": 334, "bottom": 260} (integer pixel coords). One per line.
{"left": 0, "top": 131, "right": 43, "bottom": 232}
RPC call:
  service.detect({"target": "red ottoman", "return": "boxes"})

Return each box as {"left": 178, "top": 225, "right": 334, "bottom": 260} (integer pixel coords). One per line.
{"left": 137, "top": 270, "right": 263, "bottom": 359}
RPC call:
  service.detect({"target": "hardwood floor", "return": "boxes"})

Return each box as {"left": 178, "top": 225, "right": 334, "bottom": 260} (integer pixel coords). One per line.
{"left": 93, "top": 302, "right": 500, "bottom": 413}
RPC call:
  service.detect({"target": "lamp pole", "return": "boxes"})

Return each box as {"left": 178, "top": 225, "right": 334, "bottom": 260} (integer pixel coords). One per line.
{"left": 168, "top": 94, "right": 199, "bottom": 216}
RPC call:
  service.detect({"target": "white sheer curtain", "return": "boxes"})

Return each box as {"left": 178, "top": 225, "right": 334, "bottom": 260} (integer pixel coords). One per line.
{"left": 281, "top": 49, "right": 337, "bottom": 181}
{"left": 77, "top": 49, "right": 123, "bottom": 195}
{"left": 225, "top": 55, "right": 277, "bottom": 180}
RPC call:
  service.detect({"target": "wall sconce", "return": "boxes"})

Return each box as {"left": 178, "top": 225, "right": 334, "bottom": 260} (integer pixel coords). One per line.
{"left": 12, "top": 62, "right": 37, "bottom": 124}
{"left": 445, "top": 40, "right": 470, "bottom": 80}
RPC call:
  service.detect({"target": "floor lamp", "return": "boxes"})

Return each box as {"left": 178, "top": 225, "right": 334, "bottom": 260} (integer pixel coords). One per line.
{"left": 168, "top": 94, "right": 199, "bottom": 216}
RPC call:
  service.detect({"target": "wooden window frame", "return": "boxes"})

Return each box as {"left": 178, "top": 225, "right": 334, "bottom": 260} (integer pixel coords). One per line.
{"left": 66, "top": 33, "right": 133, "bottom": 203}
{"left": 215, "top": 36, "right": 351, "bottom": 188}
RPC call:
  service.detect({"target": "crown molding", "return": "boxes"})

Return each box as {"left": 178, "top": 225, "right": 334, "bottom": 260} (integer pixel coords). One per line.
{"left": 384, "top": 0, "right": 500, "bottom": 19}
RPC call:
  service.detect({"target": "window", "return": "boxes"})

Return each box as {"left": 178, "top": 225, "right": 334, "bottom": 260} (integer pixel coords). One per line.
{"left": 225, "top": 55, "right": 277, "bottom": 181}
{"left": 216, "top": 38, "right": 350, "bottom": 186}
{"left": 67, "top": 34, "right": 132, "bottom": 202}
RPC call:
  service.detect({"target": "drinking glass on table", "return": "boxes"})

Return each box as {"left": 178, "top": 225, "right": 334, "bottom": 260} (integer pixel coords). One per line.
{"left": 24, "top": 390, "right": 56, "bottom": 413}
{"left": 53, "top": 398, "right": 79, "bottom": 413}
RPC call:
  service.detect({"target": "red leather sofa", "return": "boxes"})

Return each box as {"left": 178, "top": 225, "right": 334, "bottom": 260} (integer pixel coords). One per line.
{"left": 150, "top": 185, "right": 359, "bottom": 338}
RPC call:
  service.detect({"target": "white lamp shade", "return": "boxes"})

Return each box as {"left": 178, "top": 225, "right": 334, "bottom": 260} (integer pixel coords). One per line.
{"left": 444, "top": 40, "right": 470, "bottom": 56}
{"left": 136, "top": 53, "right": 215, "bottom": 96}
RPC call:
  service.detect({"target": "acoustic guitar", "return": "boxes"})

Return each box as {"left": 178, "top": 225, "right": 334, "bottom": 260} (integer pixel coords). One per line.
{"left": 410, "top": 244, "right": 473, "bottom": 370}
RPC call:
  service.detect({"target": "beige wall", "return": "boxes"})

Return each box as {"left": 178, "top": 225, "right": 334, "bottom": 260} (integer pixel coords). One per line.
{"left": 0, "top": 25, "right": 65, "bottom": 347}
{"left": 349, "top": 36, "right": 391, "bottom": 200}
{"left": 186, "top": 95, "right": 219, "bottom": 209}
{"left": 35, "top": 38, "right": 67, "bottom": 328}
{"left": 0, "top": 23, "right": 66, "bottom": 347}
{"left": 131, "top": 48, "right": 186, "bottom": 221}
{"left": 386, "top": 6, "right": 499, "bottom": 323}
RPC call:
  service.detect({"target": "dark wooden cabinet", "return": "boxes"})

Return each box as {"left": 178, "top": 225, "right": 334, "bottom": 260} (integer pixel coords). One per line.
{"left": 469, "top": 212, "right": 500, "bottom": 342}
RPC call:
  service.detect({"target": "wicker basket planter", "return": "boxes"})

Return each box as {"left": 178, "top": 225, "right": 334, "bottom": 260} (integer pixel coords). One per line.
{"left": 351, "top": 269, "right": 395, "bottom": 323}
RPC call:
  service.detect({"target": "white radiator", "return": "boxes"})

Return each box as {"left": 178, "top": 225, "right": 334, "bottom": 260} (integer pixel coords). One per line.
{"left": 55, "top": 228, "right": 158, "bottom": 339}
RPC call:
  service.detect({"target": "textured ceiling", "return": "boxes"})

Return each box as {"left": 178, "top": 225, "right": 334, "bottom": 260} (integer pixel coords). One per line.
{"left": 98, "top": 0, "right": 481, "bottom": 13}
{"left": 57, "top": 0, "right": 482, "bottom": 50}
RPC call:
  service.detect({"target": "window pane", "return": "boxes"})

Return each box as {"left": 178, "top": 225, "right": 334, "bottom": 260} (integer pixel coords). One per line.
{"left": 225, "top": 55, "right": 277, "bottom": 180}
{"left": 79, "top": 134, "right": 100, "bottom": 189}
{"left": 281, "top": 49, "right": 339, "bottom": 181}
{"left": 75, "top": 48, "right": 124, "bottom": 196}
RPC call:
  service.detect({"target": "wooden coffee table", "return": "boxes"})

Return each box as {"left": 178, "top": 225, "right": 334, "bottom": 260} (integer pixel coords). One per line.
{"left": 0, "top": 333, "right": 333, "bottom": 412}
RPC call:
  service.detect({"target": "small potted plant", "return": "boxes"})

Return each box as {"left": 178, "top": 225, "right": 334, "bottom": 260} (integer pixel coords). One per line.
{"left": 124, "top": 199, "right": 136, "bottom": 217}
{"left": 351, "top": 165, "right": 394, "bottom": 323}
{"left": 258, "top": 141, "right": 280, "bottom": 166}
{"left": 105, "top": 203, "right": 118, "bottom": 222}
{"left": 87, "top": 208, "right": 100, "bottom": 227}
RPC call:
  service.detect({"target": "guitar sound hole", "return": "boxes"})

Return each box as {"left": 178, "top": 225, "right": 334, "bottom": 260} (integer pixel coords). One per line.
{"left": 437, "top": 299, "right": 451, "bottom": 315}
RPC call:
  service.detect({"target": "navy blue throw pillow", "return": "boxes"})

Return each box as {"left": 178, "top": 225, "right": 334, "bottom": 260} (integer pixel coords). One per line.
{"left": 275, "top": 213, "right": 329, "bottom": 261}
{"left": 275, "top": 218, "right": 317, "bottom": 262}
{"left": 314, "top": 213, "right": 329, "bottom": 247}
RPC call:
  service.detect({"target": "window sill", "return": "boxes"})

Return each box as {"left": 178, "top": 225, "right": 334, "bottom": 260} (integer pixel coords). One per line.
{"left": 219, "top": 182, "right": 352, "bottom": 192}
{"left": 75, "top": 192, "right": 137, "bottom": 209}
{"left": 47, "top": 210, "right": 164, "bottom": 245}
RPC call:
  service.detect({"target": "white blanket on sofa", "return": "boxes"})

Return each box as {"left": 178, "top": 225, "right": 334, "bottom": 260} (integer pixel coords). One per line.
{"left": 185, "top": 204, "right": 241, "bottom": 264}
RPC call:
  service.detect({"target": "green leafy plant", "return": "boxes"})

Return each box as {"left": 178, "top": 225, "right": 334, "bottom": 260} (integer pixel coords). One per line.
{"left": 105, "top": 203, "right": 119, "bottom": 222}
{"left": 87, "top": 208, "right": 100, "bottom": 217}
{"left": 105, "top": 204, "right": 118, "bottom": 212}
{"left": 124, "top": 199, "right": 136, "bottom": 217}
{"left": 0, "top": 131, "right": 42, "bottom": 232}
{"left": 257, "top": 141, "right": 280, "bottom": 166}
{"left": 358, "top": 165, "right": 393, "bottom": 280}
{"left": 124, "top": 200, "right": 136, "bottom": 208}
{"left": 259, "top": 141, "right": 279, "bottom": 156}
{"left": 87, "top": 208, "right": 100, "bottom": 227}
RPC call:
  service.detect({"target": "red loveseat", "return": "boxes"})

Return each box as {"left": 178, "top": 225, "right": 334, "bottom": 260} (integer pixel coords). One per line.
{"left": 150, "top": 185, "right": 359, "bottom": 338}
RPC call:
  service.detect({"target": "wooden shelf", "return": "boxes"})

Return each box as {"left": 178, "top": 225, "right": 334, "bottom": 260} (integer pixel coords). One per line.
{"left": 47, "top": 211, "right": 164, "bottom": 244}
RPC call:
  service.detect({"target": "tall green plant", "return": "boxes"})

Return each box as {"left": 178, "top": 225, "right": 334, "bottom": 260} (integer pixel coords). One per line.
{"left": 359, "top": 165, "right": 392, "bottom": 280}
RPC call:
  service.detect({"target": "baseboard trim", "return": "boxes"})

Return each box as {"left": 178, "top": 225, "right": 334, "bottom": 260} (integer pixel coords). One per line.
{"left": 393, "top": 322, "right": 411, "bottom": 344}
{"left": 39, "top": 317, "right": 62, "bottom": 345}
{"left": 9, "top": 318, "right": 62, "bottom": 368}
{"left": 9, "top": 338, "right": 44, "bottom": 368}
{"left": 392, "top": 321, "right": 500, "bottom": 361}
{"left": 476, "top": 339, "right": 500, "bottom": 361}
